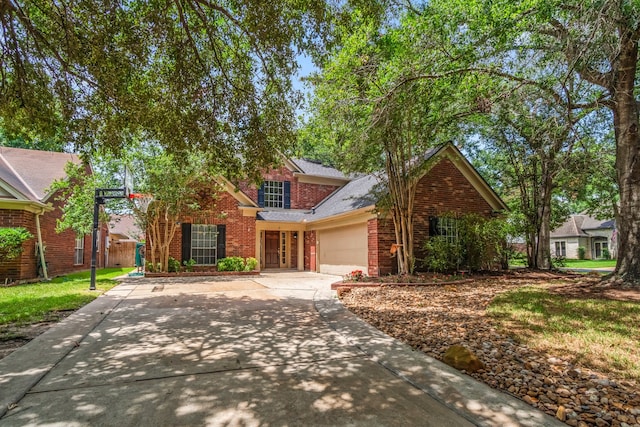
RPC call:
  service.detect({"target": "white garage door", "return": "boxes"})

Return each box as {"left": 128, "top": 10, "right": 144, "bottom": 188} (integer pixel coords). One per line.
{"left": 318, "top": 223, "right": 368, "bottom": 276}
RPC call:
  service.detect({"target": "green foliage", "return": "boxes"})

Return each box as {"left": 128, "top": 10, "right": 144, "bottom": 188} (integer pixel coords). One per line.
{"left": 423, "top": 237, "right": 463, "bottom": 273}
{"left": 48, "top": 160, "right": 116, "bottom": 235}
{"left": 603, "top": 248, "right": 611, "bottom": 260}
{"left": 215, "top": 256, "right": 257, "bottom": 272}
{"left": 216, "top": 256, "right": 246, "bottom": 272}
{"left": 182, "top": 259, "right": 196, "bottom": 272}
{"left": 422, "top": 213, "right": 510, "bottom": 272}
{"left": 0, "top": 1, "right": 336, "bottom": 178}
{"left": 244, "top": 257, "right": 258, "bottom": 272}
{"left": 0, "top": 228, "right": 33, "bottom": 260}
{"left": 552, "top": 256, "right": 567, "bottom": 268}
{"left": 578, "top": 246, "right": 586, "bottom": 260}
{"left": 168, "top": 257, "right": 181, "bottom": 273}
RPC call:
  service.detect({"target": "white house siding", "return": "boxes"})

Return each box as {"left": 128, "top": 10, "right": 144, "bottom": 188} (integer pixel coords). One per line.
{"left": 588, "top": 229, "right": 616, "bottom": 259}
{"left": 317, "top": 223, "right": 368, "bottom": 276}
{"left": 550, "top": 237, "right": 589, "bottom": 259}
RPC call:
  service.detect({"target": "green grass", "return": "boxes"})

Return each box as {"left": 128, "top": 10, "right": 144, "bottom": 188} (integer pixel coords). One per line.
{"left": 488, "top": 286, "right": 640, "bottom": 381}
{"left": 563, "top": 259, "right": 617, "bottom": 269}
{"left": 0, "top": 268, "right": 129, "bottom": 326}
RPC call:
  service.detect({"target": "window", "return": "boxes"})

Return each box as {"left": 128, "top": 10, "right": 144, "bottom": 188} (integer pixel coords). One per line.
{"left": 436, "top": 217, "right": 459, "bottom": 244}
{"left": 190, "top": 224, "right": 218, "bottom": 265}
{"left": 74, "top": 236, "right": 84, "bottom": 265}
{"left": 555, "top": 241, "right": 566, "bottom": 257}
{"left": 263, "top": 181, "right": 284, "bottom": 208}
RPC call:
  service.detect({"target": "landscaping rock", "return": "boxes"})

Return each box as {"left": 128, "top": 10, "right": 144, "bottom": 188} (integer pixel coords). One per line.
{"left": 339, "top": 278, "right": 640, "bottom": 427}
{"left": 442, "top": 345, "right": 485, "bottom": 373}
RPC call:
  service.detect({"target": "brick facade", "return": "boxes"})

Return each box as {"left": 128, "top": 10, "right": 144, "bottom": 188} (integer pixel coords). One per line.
{"left": 304, "top": 230, "right": 316, "bottom": 271}
{"left": 368, "top": 157, "right": 495, "bottom": 276}
{"left": 0, "top": 195, "right": 107, "bottom": 283}
{"left": 368, "top": 218, "right": 397, "bottom": 276}
{"left": 147, "top": 151, "right": 501, "bottom": 276}
{"left": 161, "top": 191, "right": 257, "bottom": 263}
{"left": 239, "top": 166, "right": 339, "bottom": 210}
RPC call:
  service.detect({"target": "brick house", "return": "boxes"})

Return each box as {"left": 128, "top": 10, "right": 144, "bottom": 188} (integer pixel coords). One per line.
{"left": 0, "top": 147, "right": 107, "bottom": 283}
{"left": 164, "top": 142, "right": 507, "bottom": 277}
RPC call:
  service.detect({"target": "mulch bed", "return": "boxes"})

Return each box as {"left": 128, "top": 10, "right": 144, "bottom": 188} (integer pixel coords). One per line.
{"left": 338, "top": 276, "right": 640, "bottom": 427}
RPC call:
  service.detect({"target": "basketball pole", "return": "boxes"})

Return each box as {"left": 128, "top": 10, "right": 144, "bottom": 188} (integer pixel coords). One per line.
{"left": 90, "top": 188, "right": 130, "bottom": 291}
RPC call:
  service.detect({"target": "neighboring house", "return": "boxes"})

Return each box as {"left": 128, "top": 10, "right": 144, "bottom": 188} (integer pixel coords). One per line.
{"left": 107, "top": 214, "right": 143, "bottom": 268}
{"left": 0, "top": 147, "right": 107, "bottom": 282}
{"left": 550, "top": 214, "right": 617, "bottom": 260}
{"left": 160, "top": 142, "right": 507, "bottom": 277}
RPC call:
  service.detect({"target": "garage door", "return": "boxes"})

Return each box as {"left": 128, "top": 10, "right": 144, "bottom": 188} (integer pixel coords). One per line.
{"left": 318, "top": 223, "right": 368, "bottom": 276}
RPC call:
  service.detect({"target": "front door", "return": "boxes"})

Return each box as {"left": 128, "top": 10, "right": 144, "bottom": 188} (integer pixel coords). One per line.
{"left": 265, "top": 231, "right": 280, "bottom": 268}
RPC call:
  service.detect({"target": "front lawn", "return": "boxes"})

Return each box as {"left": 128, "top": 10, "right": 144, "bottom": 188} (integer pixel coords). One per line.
{"left": 0, "top": 268, "right": 128, "bottom": 326}
{"left": 563, "top": 259, "right": 617, "bottom": 269}
{"left": 488, "top": 285, "right": 640, "bottom": 381}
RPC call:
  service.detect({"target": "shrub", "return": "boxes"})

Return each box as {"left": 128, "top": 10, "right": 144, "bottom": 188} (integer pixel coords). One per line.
{"left": 603, "top": 248, "right": 611, "bottom": 260}
{"left": 182, "top": 259, "right": 196, "bottom": 272}
{"left": 244, "top": 257, "right": 258, "bottom": 271}
{"left": 0, "top": 227, "right": 33, "bottom": 260}
{"left": 423, "top": 236, "right": 462, "bottom": 273}
{"left": 217, "top": 256, "right": 245, "bottom": 271}
{"left": 552, "top": 255, "right": 566, "bottom": 268}
{"left": 577, "top": 246, "right": 586, "bottom": 260}
{"left": 168, "top": 257, "right": 181, "bottom": 273}
{"left": 422, "top": 213, "right": 510, "bottom": 273}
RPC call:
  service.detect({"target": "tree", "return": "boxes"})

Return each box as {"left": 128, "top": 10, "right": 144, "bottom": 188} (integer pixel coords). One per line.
{"left": 128, "top": 146, "right": 223, "bottom": 272}
{"left": 305, "top": 14, "right": 488, "bottom": 274}
{"left": 441, "top": 0, "right": 640, "bottom": 281}
{"left": 472, "top": 80, "right": 595, "bottom": 269}
{"left": 1, "top": 0, "right": 333, "bottom": 178}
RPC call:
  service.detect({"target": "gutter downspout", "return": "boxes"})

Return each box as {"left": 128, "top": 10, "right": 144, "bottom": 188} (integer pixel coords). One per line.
{"left": 35, "top": 210, "right": 49, "bottom": 280}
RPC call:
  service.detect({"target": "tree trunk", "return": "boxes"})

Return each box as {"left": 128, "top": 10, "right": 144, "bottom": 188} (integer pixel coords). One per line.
{"left": 534, "top": 172, "right": 553, "bottom": 270}
{"left": 612, "top": 32, "right": 640, "bottom": 284}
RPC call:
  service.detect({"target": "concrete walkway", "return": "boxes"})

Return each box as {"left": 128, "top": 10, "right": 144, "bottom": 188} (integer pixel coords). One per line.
{"left": 0, "top": 272, "right": 563, "bottom": 426}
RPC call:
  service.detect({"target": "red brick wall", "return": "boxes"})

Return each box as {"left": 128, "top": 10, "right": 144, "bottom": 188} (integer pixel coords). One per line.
{"left": 0, "top": 197, "right": 107, "bottom": 282}
{"left": 304, "top": 230, "right": 316, "bottom": 271}
{"left": 0, "top": 209, "right": 37, "bottom": 281}
{"left": 373, "top": 158, "right": 495, "bottom": 275}
{"left": 159, "top": 191, "right": 257, "bottom": 263}
{"left": 368, "top": 218, "right": 397, "bottom": 277}
{"left": 238, "top": 166, "right": 339, "bottom": 210}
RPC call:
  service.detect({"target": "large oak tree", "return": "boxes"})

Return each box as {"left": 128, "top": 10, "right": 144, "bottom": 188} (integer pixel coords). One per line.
{"left": 1, "top": 0, "right": 332, "bottom": 177}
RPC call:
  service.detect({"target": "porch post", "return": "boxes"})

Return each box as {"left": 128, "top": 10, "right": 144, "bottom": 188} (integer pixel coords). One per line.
{"left": 297, "top": 230, "right": 304, "bottom": 271}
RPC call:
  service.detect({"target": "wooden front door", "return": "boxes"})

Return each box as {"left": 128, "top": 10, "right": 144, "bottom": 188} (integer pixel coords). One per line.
{"left": 265, "top": 231, "right": 280, "bottom": 268}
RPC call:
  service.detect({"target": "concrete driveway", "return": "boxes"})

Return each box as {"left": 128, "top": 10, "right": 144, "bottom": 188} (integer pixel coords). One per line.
{"left": 0, "top": 272, "right": 562, "bottom": 426}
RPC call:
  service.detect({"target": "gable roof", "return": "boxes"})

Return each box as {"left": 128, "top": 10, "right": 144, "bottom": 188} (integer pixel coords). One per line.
{"left": 551, "top": 214, "right": 615, "bottom": 238}
{"left": 289, "top": 158, "right": 348, "bottom": 180}
{"left": 0, "top": 147, "right": 82, "bottom": 202}
{"left": 257, "top": 142, "right": 507, "bottom": 224}
{"left": 109, "top": 214, "right": 144, "bottom": 240}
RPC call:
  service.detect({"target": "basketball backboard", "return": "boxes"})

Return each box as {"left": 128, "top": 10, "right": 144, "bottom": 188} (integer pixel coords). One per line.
{"left": 124, "top": 166, "right": 134, "bottom": 197}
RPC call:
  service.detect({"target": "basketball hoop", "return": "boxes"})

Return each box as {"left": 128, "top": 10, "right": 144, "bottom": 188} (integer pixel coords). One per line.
{"left": 128, "top": 193, "right": 154, "bottom": 213}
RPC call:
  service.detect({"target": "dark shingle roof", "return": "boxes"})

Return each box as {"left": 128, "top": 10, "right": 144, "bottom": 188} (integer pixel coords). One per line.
{"left": 551, "top": 214, "right": 615, "bottom": 237}
{"left": 311, "top": 174, "right": 378, "bottom": 219}
{"left": 290, "top": 158, "right": 347, "bottom": 180}
{"left": 257, "top": 210, "right": 312, "bottom": 222}
{"left": 0, "top": 147, "right": 81, "bottom": 202}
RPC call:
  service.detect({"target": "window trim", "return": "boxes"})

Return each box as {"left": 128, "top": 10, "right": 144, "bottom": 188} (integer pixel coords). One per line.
{"left": 554, "top": 241, "right": 566, "bottom": 257}
{"left": 190, "top": 224, "right": 218, "bottom": 265}
{"left": 263, "top": 180, "right": 284, "bottom": 208}
{"left": 74, "top": 235, "right": 84, "bottom": 265}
